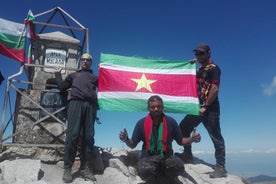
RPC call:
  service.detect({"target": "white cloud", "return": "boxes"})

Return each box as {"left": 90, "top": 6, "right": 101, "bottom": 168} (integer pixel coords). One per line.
{"left": 193, "top": 150, "right": 213, "bottom": 154}
{"left": 241, "top": 148, "right": 276, "bottom": 154}
{"left": 191, "top": 148, "right": 276, "bottom": 154}
{"left": 265, "top": 148, "right": 276, "bottom": 154}
{"left": 241, "top": 149, "right": 258, "bottom": 153}
{"left": 263, "top": 76, "right": 276, "bottom": 96}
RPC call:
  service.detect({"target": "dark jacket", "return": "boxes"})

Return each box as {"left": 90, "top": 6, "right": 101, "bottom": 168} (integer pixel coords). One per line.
{"left": 55, "top": 69, "right": 98, "bottom": 105}
{"left": 131, "top": 115, "right": 183, "bottom": 158}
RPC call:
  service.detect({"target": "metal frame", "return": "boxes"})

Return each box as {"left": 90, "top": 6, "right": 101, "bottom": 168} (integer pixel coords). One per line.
{"left": 0, "top": 7, "right": 88, "bottom": 152}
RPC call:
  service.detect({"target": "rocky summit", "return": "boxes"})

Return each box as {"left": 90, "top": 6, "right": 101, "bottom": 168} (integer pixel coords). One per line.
{"left": 0, "top": 145, "right": 247, "bottom": 184}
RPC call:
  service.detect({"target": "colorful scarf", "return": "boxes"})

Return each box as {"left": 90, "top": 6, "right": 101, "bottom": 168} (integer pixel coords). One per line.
{"left": 144, "top": 114, "right": 168, "bottom": 156}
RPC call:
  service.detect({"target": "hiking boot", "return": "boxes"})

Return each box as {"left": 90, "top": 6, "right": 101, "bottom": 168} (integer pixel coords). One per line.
{"left": 79, "top": 167, "right": 96, "bottom": 181}
{"left": 209, "top": 165, "right": 227, "bottom": 178}
{"left": 175, "top": 152, "right": 194, "bottom": 163}
{"left": 62, "top": 169, "right": 73, "bottom": 183}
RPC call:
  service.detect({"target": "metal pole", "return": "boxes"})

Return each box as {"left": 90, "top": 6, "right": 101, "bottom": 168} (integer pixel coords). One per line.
{"left": 33, "top": 7, "right": 86, "bottom": 29}
{"left": 0, "top": 65, "right": 24, "bottom": 152}
{"left": 86, "top": 28, "right": 89, "bottom": 53}
{"left": 34, "top": 21, "right": 86, "bottom": 31}
{"left": 56, "top": 7, "right": 86, "bottom": 29}
{"left": 25, "top": 63, "right": 79, "bottom": 71}
{"left": 10, "top": 83, "right": 65, "bottom": 125}
{"left": 33, "top": 7, "right": 57, "bottom": 18}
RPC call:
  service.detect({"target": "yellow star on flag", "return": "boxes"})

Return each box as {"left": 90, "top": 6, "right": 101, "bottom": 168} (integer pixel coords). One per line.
{"left": 131, "top": 73, "right": 157, "bottom": 92}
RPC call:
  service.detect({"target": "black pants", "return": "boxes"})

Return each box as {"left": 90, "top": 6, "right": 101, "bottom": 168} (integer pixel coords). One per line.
{"left": 63, "top": 100, "right": 97, "bottom": 170}
{"left": 138, "top": 155, "right": 184, "bottom": 182}
{"left": 179, "top": 112, "right": 225, "bottom": 166}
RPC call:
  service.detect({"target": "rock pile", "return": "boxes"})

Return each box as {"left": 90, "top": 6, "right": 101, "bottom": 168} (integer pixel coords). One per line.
{"left": 0, "top": 146, "right": 246, "bottom": 184}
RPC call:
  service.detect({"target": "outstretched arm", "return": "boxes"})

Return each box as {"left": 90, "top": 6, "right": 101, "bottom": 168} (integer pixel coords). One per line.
{"left": 55, "top": 67, "right": 72, "bottom": 90}
{"left": 119, "top": 128, "right": 136, "bottom": 149}
{"left": 181, "top": 128, "right": 201, "bottom": 145}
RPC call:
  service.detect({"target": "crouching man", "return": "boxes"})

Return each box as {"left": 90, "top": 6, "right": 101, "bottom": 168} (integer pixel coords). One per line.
{"left": 119, "top": 95, "right": 201, "bottom": 183}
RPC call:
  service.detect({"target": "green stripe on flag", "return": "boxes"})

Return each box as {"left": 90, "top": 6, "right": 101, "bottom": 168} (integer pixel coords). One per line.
{"left": 99, "top": 53, "right": 199, "bottom": 114}
{"left": 99, "top": 98, "right": 148, "bottom": 112}
{"left": 0, "top": 18, "right": 26, "bottom": 62}
{"left": 98, "top": 98, "right": 199, "bottom": 115}
{"left": 101, "top": 53, "right": 194, "bottom": 70}
{"left": 0, "top": 33, "right": 25, "bottom": 49}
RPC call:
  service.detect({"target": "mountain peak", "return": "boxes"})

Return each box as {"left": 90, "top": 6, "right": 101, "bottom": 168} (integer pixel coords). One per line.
{"left": 247, "top": 174, "right": 276, "bottom": 183}
{"left": 0, "top": 146, "right": 247, "bottom": 184}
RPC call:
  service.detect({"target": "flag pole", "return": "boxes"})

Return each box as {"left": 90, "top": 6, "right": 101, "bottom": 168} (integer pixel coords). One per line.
{"left": 86, "top": 28, "right": 89, "bottom": 53}
{"left": 16, "top": 24, "right": 26, "bottom": 47}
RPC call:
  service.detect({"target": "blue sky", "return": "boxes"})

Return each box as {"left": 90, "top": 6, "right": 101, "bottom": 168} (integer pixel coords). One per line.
{"left": 1, "top": 0, "right": 276, "bottom": 177}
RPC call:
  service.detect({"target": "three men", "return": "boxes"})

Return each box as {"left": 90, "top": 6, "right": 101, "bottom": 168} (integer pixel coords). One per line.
{"left": 58, "top": 43, "right": 226, "bottom": 183}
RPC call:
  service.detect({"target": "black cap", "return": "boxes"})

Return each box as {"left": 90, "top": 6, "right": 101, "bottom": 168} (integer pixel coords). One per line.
{"left": 193, "top": 44, "right": 210, "bottom": 52}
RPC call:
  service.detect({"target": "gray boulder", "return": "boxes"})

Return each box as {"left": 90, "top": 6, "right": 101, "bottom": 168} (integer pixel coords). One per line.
{"left": 0, "top": 146, "right": 246, "bottom": 184}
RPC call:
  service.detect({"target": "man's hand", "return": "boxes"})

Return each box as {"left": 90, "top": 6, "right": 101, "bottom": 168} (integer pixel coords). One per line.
{"left": 119, "top": 128, "right": 129, "bottom": 142}
{"left": 191, "top": 128, "right": 201, "bottom": 143}
{"left": 199, "top": 107, "right": 207, "bottom": 116}
{"left": 189, "top": 58, "right": 197, "bottom": 64}
{"left": 55, "top": 67, "right": 62, "bottom": 73}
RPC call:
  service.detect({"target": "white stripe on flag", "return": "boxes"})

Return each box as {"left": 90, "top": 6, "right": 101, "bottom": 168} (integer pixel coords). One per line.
{"left": 99, "top": 63, "right": 195, "bottom": 75}
{"left": 98, "top": 91, "right": 199, "bottom": 104}
{"left": 0, "top": 18, "right": 24, "bottom": 36}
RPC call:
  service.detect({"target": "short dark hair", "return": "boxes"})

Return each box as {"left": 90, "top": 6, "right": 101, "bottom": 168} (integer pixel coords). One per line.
{"left": 147, "top": 95, "right": 163, "bottom": 106}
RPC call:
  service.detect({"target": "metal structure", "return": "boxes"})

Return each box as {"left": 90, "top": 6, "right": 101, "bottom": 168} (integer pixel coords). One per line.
{"left": 0, "top": 7, "right": 89, "bottom": 152}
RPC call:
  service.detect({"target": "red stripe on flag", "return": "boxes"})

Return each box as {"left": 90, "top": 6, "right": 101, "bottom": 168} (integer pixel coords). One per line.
{"left": 0, "top": 43, "right": 25, "bottom": 63}
{"left": 99, "top": 67, "right": 197, "bottom": 97}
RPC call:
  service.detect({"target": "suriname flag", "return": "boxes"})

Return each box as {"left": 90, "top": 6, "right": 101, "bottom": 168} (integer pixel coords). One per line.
{"left": 98, "top": 53, "right": 199, "bottom": 115}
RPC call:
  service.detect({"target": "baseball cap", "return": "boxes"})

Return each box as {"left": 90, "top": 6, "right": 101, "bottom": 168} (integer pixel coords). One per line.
{"left": 193, "top": 44, "right": 210, "bottom": 52}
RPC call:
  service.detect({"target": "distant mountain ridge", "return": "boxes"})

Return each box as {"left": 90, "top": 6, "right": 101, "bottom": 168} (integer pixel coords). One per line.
{"left": 247, "top": 175, "right": 276, "bottom": 183}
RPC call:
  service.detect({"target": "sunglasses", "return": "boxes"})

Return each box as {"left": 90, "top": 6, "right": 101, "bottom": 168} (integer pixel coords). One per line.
{"left": 195, "top": 52, "right": 206, "bottom": 56}
{"left": 80, "top": 58, "right": 92, "bottom": 62}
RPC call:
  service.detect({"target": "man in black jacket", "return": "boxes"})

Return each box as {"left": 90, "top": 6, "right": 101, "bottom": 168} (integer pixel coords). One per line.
{"left": 178, "top": 44, "right": 227, "bottom": 178}
{"left": 55, "top": 53, "right": 98, "bottom": 183}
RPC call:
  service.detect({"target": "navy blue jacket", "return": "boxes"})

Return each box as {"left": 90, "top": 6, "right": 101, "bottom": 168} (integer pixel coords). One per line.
{"left": 131, "top": 115, "right": 183, "bottom": 158}
{"left": 55, "top": 69, "right": 98, "bottom": 105}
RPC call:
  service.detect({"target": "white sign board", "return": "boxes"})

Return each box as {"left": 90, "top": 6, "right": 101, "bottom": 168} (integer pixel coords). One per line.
{"left": 44, "top": 49, "right": 66, "bottom": 73}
